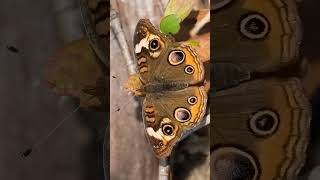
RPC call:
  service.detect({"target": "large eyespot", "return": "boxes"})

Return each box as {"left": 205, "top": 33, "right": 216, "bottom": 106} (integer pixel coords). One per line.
{"left": 168, "top": 50, "right": 185, "bottom": 65}
{"left": 184, "top": 65, "right": 194, "bottom": 74}
{"left": 239, "top": 13, "right": 270, "bottom": 40}
{"left": 212, "top": 146, "right": 260, "bottom": 180}
{"left": 162, "top": 124, "right": 174, "bottom": 136}
{"left": 149, "top": 39, "right": 160, "bottom": 51}
{"left": 187, "top": 96, "right": 198, "bottom": 105}
{"left": 174, "top": 107, "right": 191, "bottom": 122}
{"left": 248, "top": 110, "right": 279, "bottom": 137}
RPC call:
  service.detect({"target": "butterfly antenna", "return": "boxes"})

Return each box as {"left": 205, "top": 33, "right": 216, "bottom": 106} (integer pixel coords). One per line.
{"left": 21, "top": 103, "right": 82, "bottom": 158}
{"left": 114, "top": 95, "right": 139, "bottom": 112}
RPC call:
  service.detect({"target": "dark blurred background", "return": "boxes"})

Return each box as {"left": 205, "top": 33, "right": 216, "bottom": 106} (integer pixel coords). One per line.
{"left": 0, "top": 0, "right": 105, "bottom": 180}
{"left": 299, "top": 1, "right": 320, "bottom": 179}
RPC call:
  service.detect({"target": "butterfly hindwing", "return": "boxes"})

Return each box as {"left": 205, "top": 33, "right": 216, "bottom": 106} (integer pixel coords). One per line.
{"left": 211, "top": 78, "right": 311, "bottom": 180}
{"left": 143, "top": 86, "right": 207, "bottom": 158}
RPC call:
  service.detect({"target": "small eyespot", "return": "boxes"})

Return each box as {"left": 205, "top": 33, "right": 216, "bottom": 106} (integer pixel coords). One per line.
{"left": 168, "top": 50, "right": 185, "bottom": 65}
{"left": 153, "top": 142, "right": 163, "bottom": 149}
{"left": 162, "top": 124, "right": 174, "bottom": 136}
{"left": 174, "top": 107, "right": 191, "bottom": 122}
{"left": 187, "top": 96, "right": 198, "bottom": 105}
{"left": 137, "top": 27, "right": 147, "bottom": 36}
{"left": 239, "top": 13, "right": 270, "bottom": 40}
{"left": 149, "top": 39, "right": 160, "bottom": 51}
{"left": 248, "top": 110, "right": 279, "bottom": 137}
{"left": 184, "top": 65, "right": 194, "bottom": 74}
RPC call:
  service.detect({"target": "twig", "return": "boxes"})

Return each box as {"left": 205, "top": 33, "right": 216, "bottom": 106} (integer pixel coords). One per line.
{"left": 159, "top": 158, "right": 170, "bottom": 180}
{"left": 189, "top": 11, "right": 210, "bottom": 37}
{"left": 110, "top": 9, "right": 136, "bottom": 75}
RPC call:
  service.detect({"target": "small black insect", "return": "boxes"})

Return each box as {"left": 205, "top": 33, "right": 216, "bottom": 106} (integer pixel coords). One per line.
{"left": 21, "top": 148, "right": 33, "bottom": 158}
{"left": 112, "top": 76, "right": 116, "bottom": 79}
{"left": 6, "top": 45, "right": 19, "bottom": 53}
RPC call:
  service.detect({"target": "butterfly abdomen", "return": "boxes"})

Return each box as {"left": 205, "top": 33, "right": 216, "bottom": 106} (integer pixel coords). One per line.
{"left": 142, "top": 82, "right": 188, "bottom": 93}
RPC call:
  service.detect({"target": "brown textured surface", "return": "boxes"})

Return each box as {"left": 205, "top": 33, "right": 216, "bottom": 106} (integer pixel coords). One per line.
{"left": 109, "top": 18, "right": 159, "bottom": 179}
{"left": 0, "top": 0, "right": 105, "bottom": 180}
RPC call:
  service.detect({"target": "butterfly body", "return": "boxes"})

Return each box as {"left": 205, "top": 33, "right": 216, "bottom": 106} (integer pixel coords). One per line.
{"left": 125, "top": 19, "right": 207, "bottom": 158}
{"left": 141, "top": 82, "right": 189, "bottom": 94}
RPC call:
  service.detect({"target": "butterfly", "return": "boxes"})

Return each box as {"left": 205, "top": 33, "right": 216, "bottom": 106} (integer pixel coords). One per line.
{"left": 125, "top": 19, "right": 208, "bottom": 158}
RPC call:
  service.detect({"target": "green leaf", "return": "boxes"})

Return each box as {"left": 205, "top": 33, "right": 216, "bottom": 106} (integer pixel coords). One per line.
{"left": 160, "top": 14, "right": 181, "bottom": 34}
{"left": 185, "top": 39, "right": 200, "bottom": 47}
{"left": 164, "top": 0, "right": 194, "bottom": 22}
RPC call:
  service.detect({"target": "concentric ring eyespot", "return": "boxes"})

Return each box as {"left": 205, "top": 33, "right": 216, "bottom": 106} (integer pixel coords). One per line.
{"left": 149, "top": 39, "right": 160, "bottom": 51}
{"left": 184, "top": 65, "right": 195, "bottom": 74}
{"left": 239, "top": 13, "right": 270, "bottom": 40}
{"left": 162, "top": 124, "right": 175, "bottom": 136}
{"left": 187, "top": 96, "right": 198, "bottom": 105}
{"left": 168, "top": 50, "right": 185, "bottom": 65}
{"left": 248, "top": 110, "right": 279, "bottom": 137}
{"left": 212, "top": 146, "right": 260, "bottom": 180}
{"left": 174, "top": 107, "right": 191, "bottom": 122}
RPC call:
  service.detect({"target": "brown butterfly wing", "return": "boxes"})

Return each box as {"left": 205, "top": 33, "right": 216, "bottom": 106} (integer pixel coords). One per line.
{"left": 151, "top": 43, "right": 205, "bottom": 85}
{"left": 211, "top": 78, "right": 311, "bottom": 180}
{"left": 213, "top": 0, "right": 302, "bottom": 72}
{"left": 133, "top": 19, "right": 173, "bottom": 83}
{"left": 143, "top": 86, "right": 207, "bottom": 158}
{"left": 134, "top": 19, "right": 205, "bottom": 85}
